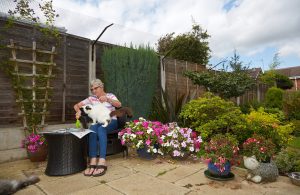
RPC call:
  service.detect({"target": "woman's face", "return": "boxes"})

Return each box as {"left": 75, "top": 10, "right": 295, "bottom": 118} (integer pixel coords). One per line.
{"left": 90, "top": 84, "right": 103, "bottom": 96}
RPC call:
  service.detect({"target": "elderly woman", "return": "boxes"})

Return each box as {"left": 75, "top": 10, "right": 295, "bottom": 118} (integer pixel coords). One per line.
{"left": 74, "top": 79, "right": 121, "bottom": 176}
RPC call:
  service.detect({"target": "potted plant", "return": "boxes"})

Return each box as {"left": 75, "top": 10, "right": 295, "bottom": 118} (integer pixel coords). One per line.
{"left": 202, "top": 133, "right": 239, "bottom": 178}
{"left": 118, "top": 117, "right": 168, "bottom": 159}
{"left": 161, "top": 122, "right": 202, "bottom": 160}
{"left": 242, "top": 134, "right": 276, "bottom": 163}
{"left": 21, "top": 128, "right": 48, "bottom": 162}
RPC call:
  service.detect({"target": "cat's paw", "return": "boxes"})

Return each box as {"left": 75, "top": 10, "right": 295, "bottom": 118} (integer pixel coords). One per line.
{"left": 102, "top": 122, "right": 108, "bottom": 127}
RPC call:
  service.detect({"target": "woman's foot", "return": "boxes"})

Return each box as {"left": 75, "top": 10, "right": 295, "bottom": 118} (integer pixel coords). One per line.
{"left": 92, "top": 158, "right": 107, "bottom": 177}
{"left": 84, "top": 158, "right": 97, "bottom": 176}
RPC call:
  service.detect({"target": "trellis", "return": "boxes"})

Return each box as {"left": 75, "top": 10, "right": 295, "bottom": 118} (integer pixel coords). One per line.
{"left": 7, "top": 39, "right": 56, "bottom": 129}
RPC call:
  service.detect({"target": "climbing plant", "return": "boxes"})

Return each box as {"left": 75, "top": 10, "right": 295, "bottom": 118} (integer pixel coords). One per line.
{"left": 0, "top": 0, "right": 60, "bottom": 133}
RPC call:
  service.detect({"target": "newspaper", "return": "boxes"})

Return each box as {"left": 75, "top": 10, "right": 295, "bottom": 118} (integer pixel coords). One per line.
{"left": 42, "top": 128, "right": 95, "bottom": 139}
{"left": 68, "top": 128, "right": 95, "bottom": 139}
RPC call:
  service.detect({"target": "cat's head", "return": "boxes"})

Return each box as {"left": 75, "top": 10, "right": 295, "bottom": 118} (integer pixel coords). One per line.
{"left": 243, "top": 155, "right": 259, "bottom": 170}
{"left": 82, "top": 104, "right": 93, "bottom": 114}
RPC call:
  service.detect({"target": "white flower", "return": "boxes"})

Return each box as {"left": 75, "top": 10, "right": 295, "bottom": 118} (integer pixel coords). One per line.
{"left": 139, "top": 117, "right": 146, "bottom": 121}
{"left": 158, "top": 149, "right": 164, "bottom": 155}
{"left": 167, "top": 131, "right": 174, "bottom": 136}
{"left": 147, "top": 128, "right": 153, "bottom": 134}
{"left": 136, "top": 140, "right": 143, "bottom": 148}
{"left": 161, "top": 135, "right": 165, "bottom": 140}
{"left": 181, "top": 142, "right": 187, "bottom": 148}
{"left": 147, "top": 149, "right": 151, "bottom": 153}
{"left": 189, "top": 147, "right": 194, "bottom": 152}
{"left": 172, "top": 133, "right": 178, "bottom": 138}
{"left": 153, "top": 148, "right": 157, "bottom": 153}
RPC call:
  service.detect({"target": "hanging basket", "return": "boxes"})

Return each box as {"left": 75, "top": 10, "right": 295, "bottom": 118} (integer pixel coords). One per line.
{"left": 27, "top": 144, "right": 48, "bottom": 162}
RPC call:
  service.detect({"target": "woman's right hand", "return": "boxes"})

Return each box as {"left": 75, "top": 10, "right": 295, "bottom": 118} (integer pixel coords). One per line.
{"left": 75, "top": 111, "right": 81, "bottom": 119}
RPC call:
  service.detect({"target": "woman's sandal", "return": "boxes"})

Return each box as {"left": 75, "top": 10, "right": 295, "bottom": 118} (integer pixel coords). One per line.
{"left": 83, "top": 165, "right": 97, "bottom": 176}
{"left": 92, "top": 165, "right": 107, "bottom": 177}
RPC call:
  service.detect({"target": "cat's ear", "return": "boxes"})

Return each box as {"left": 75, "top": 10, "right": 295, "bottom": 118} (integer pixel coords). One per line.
{"left": 251, "top": 155, "right": 256, "bottom": 159}
{"left": 243, "top": 156, "right": 247, "bottom": 160}
{"left": 86, "top": 105, "right": 92, "bottom": 110}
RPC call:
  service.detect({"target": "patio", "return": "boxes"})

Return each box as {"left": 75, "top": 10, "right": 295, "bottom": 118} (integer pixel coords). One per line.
{"left": 0, "top": 151, "right": 298, "bottom": 195}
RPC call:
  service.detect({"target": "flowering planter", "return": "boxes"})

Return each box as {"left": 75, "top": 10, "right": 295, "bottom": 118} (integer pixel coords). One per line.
{"left": 207, "top": 161, "right": 231, "bottom": 177}
{"left": 136, "top": 146, "right": 158, "bottom": 160}
{"left": 27, "top": 144, "right": 48, "bottom": 162}
{"left": 170, "top": 151, "right": 190, "bottom": 160}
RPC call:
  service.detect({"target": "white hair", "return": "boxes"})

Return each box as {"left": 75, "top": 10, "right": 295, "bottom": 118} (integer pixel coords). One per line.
{"left": 90, "top": 79, "right": 104, "bottom": 88}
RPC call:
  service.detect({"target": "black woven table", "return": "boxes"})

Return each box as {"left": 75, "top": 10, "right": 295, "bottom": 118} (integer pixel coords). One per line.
{"left": 43, "top": 131, "right": 88, "bottom": 176}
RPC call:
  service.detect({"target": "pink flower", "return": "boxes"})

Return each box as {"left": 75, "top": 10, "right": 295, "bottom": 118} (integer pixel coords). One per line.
{"left": 146, "top": 139, "right": 151, "bottom": 146}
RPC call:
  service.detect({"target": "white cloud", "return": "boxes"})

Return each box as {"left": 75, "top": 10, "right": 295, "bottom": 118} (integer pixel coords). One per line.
{"left": 1, "top": 0, "right": 300, "bottom": 60}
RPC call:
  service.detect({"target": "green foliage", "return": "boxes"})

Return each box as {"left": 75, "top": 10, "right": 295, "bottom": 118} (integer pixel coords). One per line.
{"left": 264, "top": 87, "right": 284, "bottom": 109}
{"left": 239, "top": 100, "right": 264, "bottom": 114}
{"left": 283, "top": 90, "right": 300, "bottom": 120}
{"left": 149, "top": 89, "right": 197, "bottom": 124}
{"left": 289, "top": 136, "right": 300, "bottom": 148}
{"left": 275, "top": 73, "right": 293, "bottom": 89}
{"left": 102, "top": 45, "right": 159, "bottom": 118}
{"left": 275, "top": 147, "right": 300, "bottom": 174}
{"left": 179, "top": 92, "right": 248, "bottom": 142}
{"left": 157, "top": 24, "right": 210, "bottom": 65}
{"left": 184, "top": 52, "right": 255, "bottom": 99}
{"left": 245, "top": 108, "right": 294, "bottom": 149}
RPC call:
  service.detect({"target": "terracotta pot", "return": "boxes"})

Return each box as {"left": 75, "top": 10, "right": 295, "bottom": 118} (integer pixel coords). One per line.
{"left": 27, "top": 144, "right": 48, "bottom": 162}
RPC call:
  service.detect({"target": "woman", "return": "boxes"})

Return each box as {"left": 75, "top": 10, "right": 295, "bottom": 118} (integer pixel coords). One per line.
{"left": 74, "top": 79, "right": 121, "bottom": 176}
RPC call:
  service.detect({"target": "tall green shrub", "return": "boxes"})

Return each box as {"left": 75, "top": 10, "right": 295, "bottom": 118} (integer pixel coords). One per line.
{"left": 245, "top": 108, "right": 294, "bottom": 150}
{"left": 179, "top": 92, "right": 249, "bottom": 142}
{"left": 283, "top": 90, "right": 300, "bottom": 120}
{"left": 101, "top": 45, "right": 159, "bottom": 118}
{"left": 264, "top": 87, "right": 284, "bottom": 109}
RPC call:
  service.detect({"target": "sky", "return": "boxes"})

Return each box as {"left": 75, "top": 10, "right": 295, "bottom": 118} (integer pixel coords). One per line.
{"left": 1, "top": 0, "right": 300, "bottom": 70}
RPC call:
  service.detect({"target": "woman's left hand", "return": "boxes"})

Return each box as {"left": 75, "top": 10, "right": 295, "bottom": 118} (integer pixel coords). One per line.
{"left": 99, "top": 96, "right": 108, "bottom": 103}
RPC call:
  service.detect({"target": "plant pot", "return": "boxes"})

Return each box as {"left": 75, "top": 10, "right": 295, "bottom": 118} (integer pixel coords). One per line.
{"left": 27, "top": 144, "right": 48, "bottom": 162}
{"left": 170, "top": 151, "right": 190, "bottom": 160}
{"left": 136, "top": 145, "right": 158, "bottom": 160}
{"left": 207, "top": 161, "right": 231, "bottom": 177}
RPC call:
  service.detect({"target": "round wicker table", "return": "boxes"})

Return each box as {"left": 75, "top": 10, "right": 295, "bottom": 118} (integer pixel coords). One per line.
{"left": 43, "top": 131, "right": 88, "bottom": 176}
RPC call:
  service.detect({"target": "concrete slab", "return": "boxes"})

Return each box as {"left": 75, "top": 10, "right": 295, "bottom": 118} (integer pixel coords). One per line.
{"left": 14, "top": 185, "right": 45, "bottom": 195}
{"left": 37, "top": 173, "right": 100, "bottom": 194}
{"left": 108, "top": 172, "right": 190, "bottom": 195}
{"left": 72, "top": 184, "right": 123, "bottom": 195}
{"left": 92, "top": 164, "right": 137, "bottom": 183}
{"left": 157, "top": 166, "right": 199, "bottom": 183}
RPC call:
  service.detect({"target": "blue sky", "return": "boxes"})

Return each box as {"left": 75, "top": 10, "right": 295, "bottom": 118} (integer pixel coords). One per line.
{"left": 2, "top": 0, "right": 300, "bottom": 70}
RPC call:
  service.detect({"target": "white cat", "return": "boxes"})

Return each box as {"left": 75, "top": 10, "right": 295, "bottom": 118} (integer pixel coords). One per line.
{"left": 81, "top": 103, "right": 111, "bottom": 127}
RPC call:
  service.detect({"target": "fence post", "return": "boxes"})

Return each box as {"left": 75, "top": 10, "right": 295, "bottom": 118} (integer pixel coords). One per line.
{"left": 89, "top": 42, "right": 96, "bottom": 95}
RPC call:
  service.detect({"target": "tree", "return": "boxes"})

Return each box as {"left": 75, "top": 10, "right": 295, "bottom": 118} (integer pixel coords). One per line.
{"left": 156, "top": 24, "right": 210, "bottom": 65}
{"left": 184, "top": 51, "right": 255, "bottom": 99}
{"left": 260, "top": 53, "right": 293, "bottom": 89}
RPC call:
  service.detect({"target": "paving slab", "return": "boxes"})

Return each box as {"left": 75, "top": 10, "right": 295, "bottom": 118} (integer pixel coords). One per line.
{"left": 157, "top": 166, "right": 200, "bottom": 183}
{"left": 108, "top": 172, "right": 190, "bottom": 195}
{"left": 72, "top": 184, "right": 123, "bottom": 195}
{"left": 92, "top": 164, "right": 137, "bottom": 183}
{"left": 37, "top": 173, "right": 101, "bottom": 194}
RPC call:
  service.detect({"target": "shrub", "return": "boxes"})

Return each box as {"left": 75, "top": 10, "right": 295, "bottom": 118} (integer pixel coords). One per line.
{"left": 283, "top": 90, "right": 300, "bottom": 120}
{"left": 264, "top": 87, "right": 284, "bottom": 109}
{"left": 239, "top": 100, "right": 263, "bottom": 114}
{"left": 275, "top": 147, "right": 300, "bottom": 174}
{"left": 180, "top": 92, "right": 249, "bottom": 142}
{"left": 245, "top": 108, "right": 294, "bottom": 150}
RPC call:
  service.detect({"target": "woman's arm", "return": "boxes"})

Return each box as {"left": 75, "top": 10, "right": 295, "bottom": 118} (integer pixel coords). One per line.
{"left": 108, "top": 98, "right": 121, "bottom": 108}
{"left": 74, "top": 102, "right": 84, "bottom": 119}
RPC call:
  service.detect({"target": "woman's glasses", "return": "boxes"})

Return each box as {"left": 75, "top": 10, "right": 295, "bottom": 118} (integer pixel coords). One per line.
{"left": 90, "top": 86, "right": 99, "bottom": 92}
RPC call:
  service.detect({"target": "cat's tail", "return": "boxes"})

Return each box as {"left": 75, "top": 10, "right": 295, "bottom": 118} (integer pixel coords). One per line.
{"left": 17, "top": 175, "right": 40, "bottom": 189}
{"left": 110, "top": 107, "right": 133, "bottom": 118}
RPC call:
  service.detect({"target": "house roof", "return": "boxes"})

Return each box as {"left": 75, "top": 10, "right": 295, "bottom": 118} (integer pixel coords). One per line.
{"left": 247, "top": 68, "right": 263, "bottom": 80}
{"left": 275, "top": 66, "right": 300, "bottom": 78}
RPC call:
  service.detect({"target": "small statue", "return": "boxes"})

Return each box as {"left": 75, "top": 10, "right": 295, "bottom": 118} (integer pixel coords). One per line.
{"left": 243, "top": 155, "right": 279, "bottom": 183}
